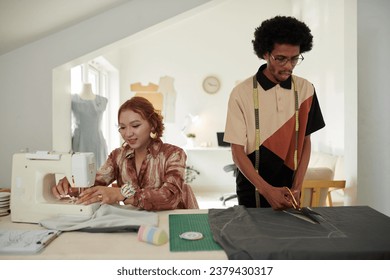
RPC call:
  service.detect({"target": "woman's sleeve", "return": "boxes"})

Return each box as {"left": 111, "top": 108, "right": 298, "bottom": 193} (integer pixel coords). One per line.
{"left": 94, "top": 150, "right": 119, "bottom": 186}
{"left": 133, "top": 148, "right": 187, "bottom": 211}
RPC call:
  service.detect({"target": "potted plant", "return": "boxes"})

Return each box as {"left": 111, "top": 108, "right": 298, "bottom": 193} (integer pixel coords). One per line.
{"left": 186, "top": 133, "right": 196, "bottom": 147}
{"left": 185, "top": 165, "right": 200, "bottom": 183}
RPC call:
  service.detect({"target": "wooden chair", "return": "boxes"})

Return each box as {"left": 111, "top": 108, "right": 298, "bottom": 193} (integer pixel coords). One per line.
{"left": 300, "top": 180, "right": 346, "bottom": 207}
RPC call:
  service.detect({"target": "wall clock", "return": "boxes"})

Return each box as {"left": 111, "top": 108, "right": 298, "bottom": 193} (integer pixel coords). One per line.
{"left": 202, "top": 76, "right": 220, "bottom": 94}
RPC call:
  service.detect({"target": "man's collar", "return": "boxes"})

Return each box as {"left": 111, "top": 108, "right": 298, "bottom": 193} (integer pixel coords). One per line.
{"left": 255, "top": 64, "right": 292, "bottom": 90}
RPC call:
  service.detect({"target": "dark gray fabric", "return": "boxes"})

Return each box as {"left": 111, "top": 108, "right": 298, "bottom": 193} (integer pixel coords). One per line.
{"left": 208, "top": 205, "right": 390, "bottom": 259}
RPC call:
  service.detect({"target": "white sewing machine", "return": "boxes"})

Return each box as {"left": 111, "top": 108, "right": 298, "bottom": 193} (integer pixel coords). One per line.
{"left": 11, "top": 151, "right": 99, "bottom": 223}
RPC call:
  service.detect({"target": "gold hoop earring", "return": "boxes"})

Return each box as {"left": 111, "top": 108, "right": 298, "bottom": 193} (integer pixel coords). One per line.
{"left": 150, "top": 131, "right": 157, "bottom": 139}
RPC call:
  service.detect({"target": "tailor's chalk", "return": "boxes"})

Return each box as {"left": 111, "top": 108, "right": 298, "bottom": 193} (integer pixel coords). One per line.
{"left": 137, "top": 225, "right": 168, "bottom": 246}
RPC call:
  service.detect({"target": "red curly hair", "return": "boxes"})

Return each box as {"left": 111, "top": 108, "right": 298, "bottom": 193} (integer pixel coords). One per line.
{"left": 118, "top": 96, "right": 165, "bottom": 139}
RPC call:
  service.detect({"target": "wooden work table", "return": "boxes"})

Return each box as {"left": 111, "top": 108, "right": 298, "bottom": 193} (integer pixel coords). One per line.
{"left": 0, "top": 209, "right": 227, "bottom": 260}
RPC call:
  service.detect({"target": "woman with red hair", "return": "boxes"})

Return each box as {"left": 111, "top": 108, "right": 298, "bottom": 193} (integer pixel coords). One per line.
{"left": 53, "top": 96, "right": 198, "bottom": 210}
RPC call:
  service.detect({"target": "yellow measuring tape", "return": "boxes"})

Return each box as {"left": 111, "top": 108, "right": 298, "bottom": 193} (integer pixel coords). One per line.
{"left": 252, "top": 76, "right": 299, "bottom": 208}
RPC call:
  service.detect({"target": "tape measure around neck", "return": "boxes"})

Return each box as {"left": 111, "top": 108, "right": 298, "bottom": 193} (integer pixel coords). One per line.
{"left": 252, "top": 75, "right": 299, "bottom": 207}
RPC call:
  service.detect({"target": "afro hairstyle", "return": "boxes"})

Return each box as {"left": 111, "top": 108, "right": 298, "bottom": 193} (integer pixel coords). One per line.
{"left": 252, "top": 15, "right": 313, "bottom": 59}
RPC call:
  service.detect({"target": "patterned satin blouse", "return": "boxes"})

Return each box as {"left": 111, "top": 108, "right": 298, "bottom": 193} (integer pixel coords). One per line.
{"left": 95, "top": 139, "right": 198, "bottom": 211}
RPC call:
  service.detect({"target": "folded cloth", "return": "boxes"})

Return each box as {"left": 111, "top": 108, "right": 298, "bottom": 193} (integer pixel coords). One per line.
{"left": 40, "top": 204, "right": 158, "bottom": 232}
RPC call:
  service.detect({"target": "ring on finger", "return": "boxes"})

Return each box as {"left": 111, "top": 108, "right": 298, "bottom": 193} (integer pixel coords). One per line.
{"left": 98, "top": 194, "right": 103, "bottom": 201}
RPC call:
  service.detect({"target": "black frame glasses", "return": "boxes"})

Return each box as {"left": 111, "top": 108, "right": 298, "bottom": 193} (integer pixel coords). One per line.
{"left": 270, "top": 53, "right": 304, "bottom": 66}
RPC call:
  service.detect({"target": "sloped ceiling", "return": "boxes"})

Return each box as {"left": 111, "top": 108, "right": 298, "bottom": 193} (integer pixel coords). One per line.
{"left": 0, "top": 0, "right": 130, "bottom": 55}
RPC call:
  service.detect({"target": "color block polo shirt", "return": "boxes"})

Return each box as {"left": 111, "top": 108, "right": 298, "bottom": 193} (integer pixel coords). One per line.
{"left": 224, "top": 64, "right": 325, "bottom": 207}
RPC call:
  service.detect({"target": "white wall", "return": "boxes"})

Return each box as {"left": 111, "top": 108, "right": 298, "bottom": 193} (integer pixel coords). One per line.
{"left": 344, "top": 0, "right": 358, "bottom": 207}
{"left": 120, "top": 0, "right": 291, "bottom": 148}
{"left": 293, "top": 0, "right": 346, "bottom": 156}
{"left": 117, "top": 0, "right": 352, "bottom": 194}
{"left": 119, "top": 0, "right": 347, "bottom": 150}
{"left": 357, "top": 0, "right": 390, "bottom": 216}
{"left": 0, "top": 0, "right": 212, "bottom": 187}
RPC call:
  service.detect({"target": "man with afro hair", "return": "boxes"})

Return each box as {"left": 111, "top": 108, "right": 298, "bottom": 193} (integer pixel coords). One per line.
{"left": 224, "top": 16, "right": 325, "bottom": 209}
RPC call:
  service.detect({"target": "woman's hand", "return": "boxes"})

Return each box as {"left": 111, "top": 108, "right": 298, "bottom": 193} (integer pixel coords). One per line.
{"left": 76, "top": 186, "right": 124, "bottom": 205}
{"left": 52, "top": 177, "right": 79, "bottom": 199}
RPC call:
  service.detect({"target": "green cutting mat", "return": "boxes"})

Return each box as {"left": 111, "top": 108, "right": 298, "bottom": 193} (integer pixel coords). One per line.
{"left": 169, "top": 213, "right": 222, "bottom": 252}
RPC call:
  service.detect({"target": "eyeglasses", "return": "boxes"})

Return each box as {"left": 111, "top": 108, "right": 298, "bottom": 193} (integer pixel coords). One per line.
{"left": 270, "top": 53, "right": 304, "bottom": 66}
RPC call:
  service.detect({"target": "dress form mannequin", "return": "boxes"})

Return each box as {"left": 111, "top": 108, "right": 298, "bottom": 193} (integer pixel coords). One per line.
{"left": 71, "top": 83, "right": 108, "bottom": 168}
{"left": 79, "top": 83, "right": 96, "bottom": 100}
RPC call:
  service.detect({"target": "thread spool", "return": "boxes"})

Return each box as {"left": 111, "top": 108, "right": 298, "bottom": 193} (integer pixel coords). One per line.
{"left": 137, "top": 225, "right": 168, "bottom": 246}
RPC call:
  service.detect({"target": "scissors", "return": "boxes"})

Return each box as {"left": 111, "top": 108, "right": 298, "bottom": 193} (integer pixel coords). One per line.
{"left": 284, "top": 187, "right": 323, "bottom": 224}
